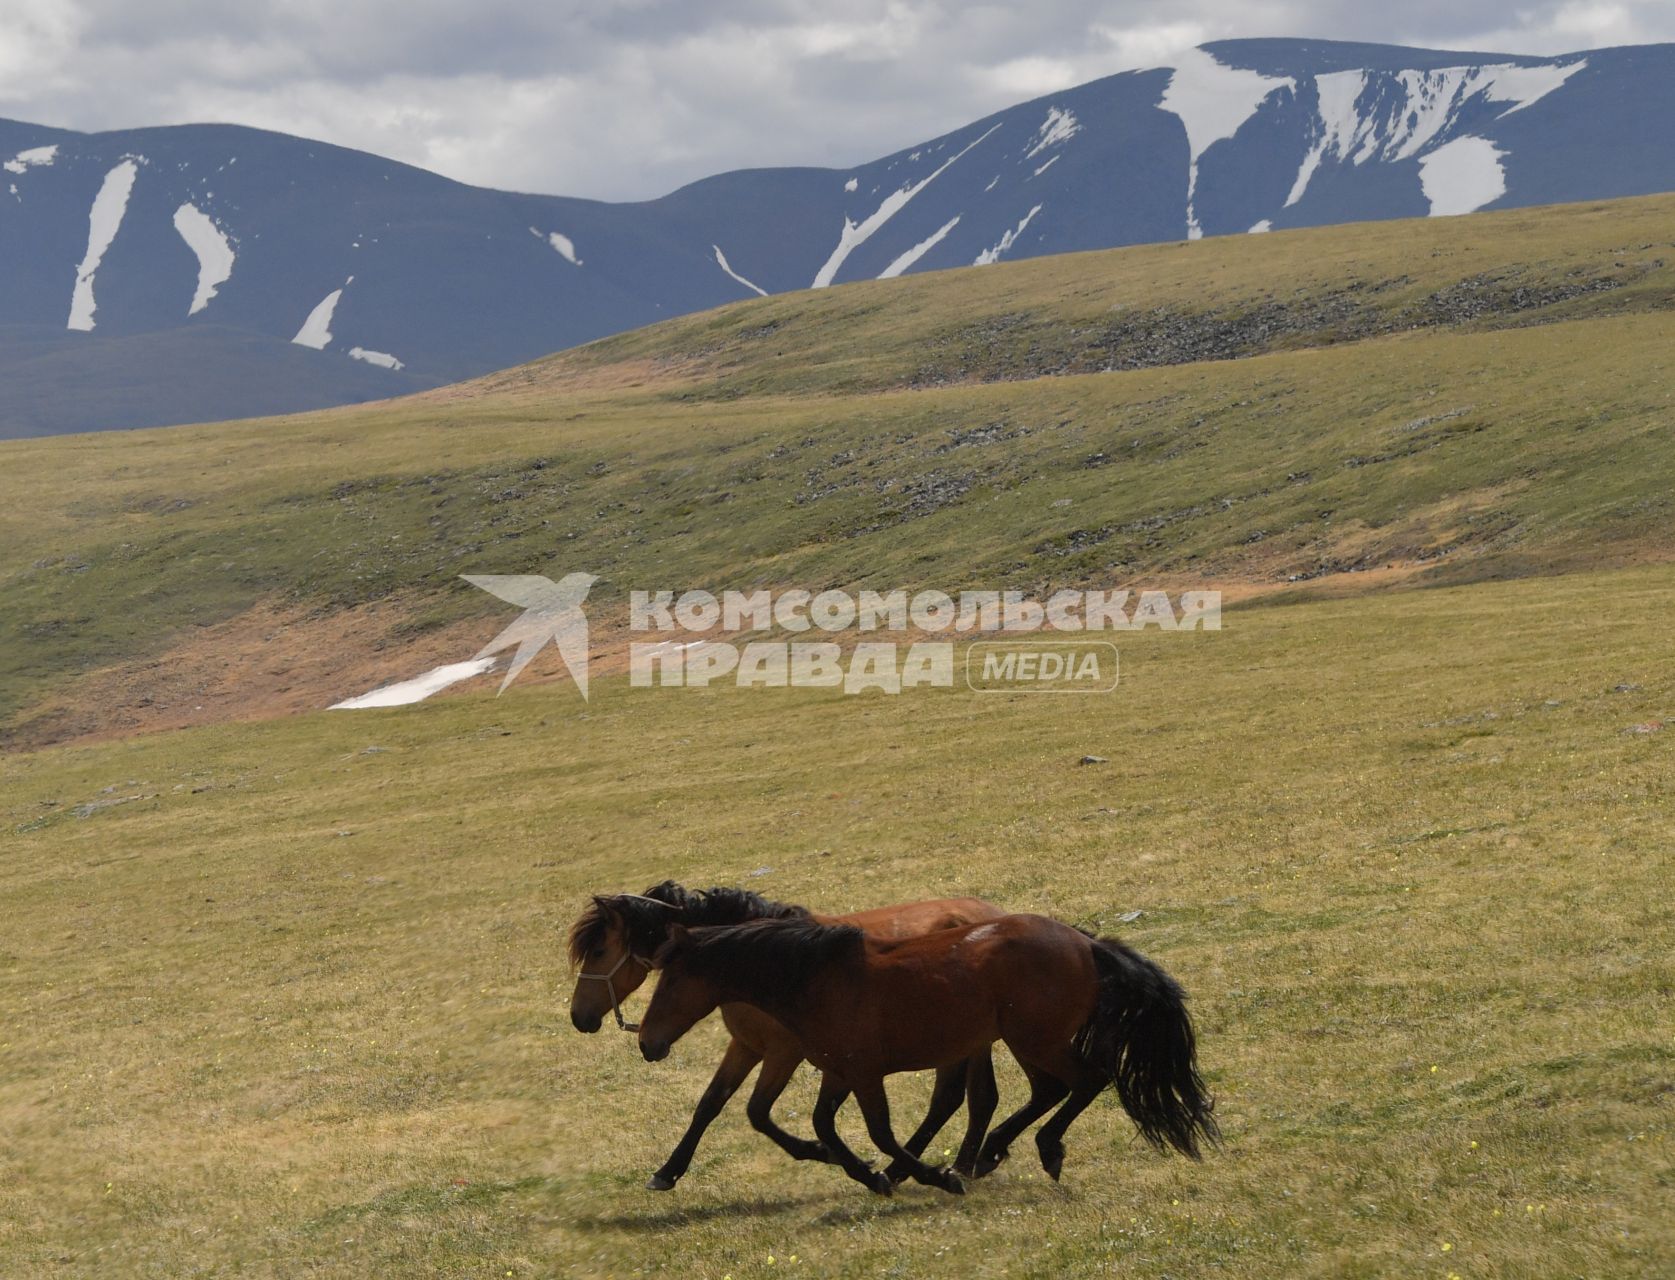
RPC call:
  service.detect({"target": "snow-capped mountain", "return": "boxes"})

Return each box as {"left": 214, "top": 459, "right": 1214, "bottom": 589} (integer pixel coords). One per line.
{"left": 4, "top": 37, "right": 1673, "bottom": 437}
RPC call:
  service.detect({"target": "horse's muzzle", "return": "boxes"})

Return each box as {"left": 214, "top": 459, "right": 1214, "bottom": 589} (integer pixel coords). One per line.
{"left": 571, "top": 1009, "right": 604, "bottom": 1034}
{"left": 640, "top": 1038, "right": 670, "bottom": 1063}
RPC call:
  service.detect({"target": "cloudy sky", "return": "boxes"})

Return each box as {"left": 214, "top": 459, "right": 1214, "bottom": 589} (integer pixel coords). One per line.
{"left": 2, "top": 1, "right": 1671, "bottom": 200}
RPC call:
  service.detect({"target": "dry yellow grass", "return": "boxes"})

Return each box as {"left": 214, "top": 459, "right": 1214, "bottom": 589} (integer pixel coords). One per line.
{"left": 2, "top": 565, "right": 1670, "bottom": 1277}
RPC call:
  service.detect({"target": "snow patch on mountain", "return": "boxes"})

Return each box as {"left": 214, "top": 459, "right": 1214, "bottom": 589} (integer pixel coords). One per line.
{"left": 349, "top": 346, "right": 404, "bottom": 371}
{"left": 1286, "top": 59, "right": 1586, "bottom": 207}
{"left": 1418, "top": 136, "right": 1508, "bottom": 215}
{"left": 812, "top": 123, "right": 1000, "bottom": 288}
{"left": 292, "top": 277, "right": 351, "bottom": 349}
{"left": 1249, "top": 219, "right": 1273, "bottom": 233}
{"left": 879, "top": 215, "right": 961, "bottom": 278}
{"left": 172, "top": 204, "right": 235, "bottom": 315}
{"left": 1161, "top": 48, "right": 1294, "bottom": 239}
{"left": 1032, "top": 155, "right": 1061, "bottom": 179}
{"left": 712, "top": 244, "right": 767, "bottom": 296}
{"left": 4, "top": 144, "right": 58, "bottom": 174}
{"left": 844, "top": 176, "right": 858, "bottom": 192}
{"left": 67, "top": 159, "right": 140, "bottom": 332}
{"left": 1484, "top": 60, "right": 1588, "bottom": 115}
{"left": 531, "top": 227, "right": 581, "bottom": 265}
{"left": 974, "top": 205, "right": 1042, "bottom": 266}
{"left": 1026, "top": 107, "right": 1080, "bottom": 158}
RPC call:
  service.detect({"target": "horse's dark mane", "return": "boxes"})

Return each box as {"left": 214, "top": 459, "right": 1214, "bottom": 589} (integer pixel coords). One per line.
{"left": 664, "top": 918, "right": 864, "bottom": 1003}
{"left": 567, "top": 879, "right": 810, "bottom": 965}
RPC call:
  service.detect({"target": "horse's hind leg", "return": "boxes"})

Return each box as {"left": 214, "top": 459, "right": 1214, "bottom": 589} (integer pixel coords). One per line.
{"left": 648, "top": 1036, "right": 760, "bottom": 1190}
{"left": 1033, "top": 1076, "right": 1105, "bottom": 1182}
{"left": 884, "top": 1059, "right": 968, "bottom": 1183}
{"left": 812, "top": 1075, "right": 893, "bottom": 1196}
{"left": 745, "top": 1049, "right": 830, "bottom": 1165}
{"left": 851, "top": 1077, "right": 964, "bottom": 1196}
{"left": 973, "top": 1064, "right": 1069, "bottom": 1178}
{"left": 953, "top": 1049, "right": 998, "bottom": 1178}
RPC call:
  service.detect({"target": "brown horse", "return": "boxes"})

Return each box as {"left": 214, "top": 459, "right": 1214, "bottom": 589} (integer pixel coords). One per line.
{"left": 638, "top": 913, "right": 1217, "bottom": 1196}
{"left": 568, "top": 882, "right": 1003, "bottom": 1189}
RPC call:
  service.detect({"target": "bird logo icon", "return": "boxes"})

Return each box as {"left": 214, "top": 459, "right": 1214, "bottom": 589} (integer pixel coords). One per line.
{"left": 460, "top": 572, "right": 599, "bottom": 698}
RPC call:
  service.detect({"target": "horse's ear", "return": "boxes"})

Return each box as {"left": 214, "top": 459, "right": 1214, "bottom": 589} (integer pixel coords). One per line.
{"left": 651, "top": 923, "right": 692, "bottom": 969}
{"left": 591, "top": 894, "right": 620, "bottom": 918}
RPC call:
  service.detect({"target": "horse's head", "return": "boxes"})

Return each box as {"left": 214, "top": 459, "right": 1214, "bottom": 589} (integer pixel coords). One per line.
{"left": 566, "top": 893, "right": 679, "bottom": 1033}
{"left": 637, "top": 925, "right": 723, "bottom": 1062}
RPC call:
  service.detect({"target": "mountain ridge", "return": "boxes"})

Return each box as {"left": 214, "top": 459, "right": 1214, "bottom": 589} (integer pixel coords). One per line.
{"left": 4, "top": 36, "right": 1674, "bottom": 436}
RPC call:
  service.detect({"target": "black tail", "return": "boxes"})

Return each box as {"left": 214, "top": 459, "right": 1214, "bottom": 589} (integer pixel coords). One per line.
{"left": 1073, "top": 937, "right": 1219, "bottom": 1159}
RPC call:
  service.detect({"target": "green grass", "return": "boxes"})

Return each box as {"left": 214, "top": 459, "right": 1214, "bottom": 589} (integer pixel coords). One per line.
{"left": 5, "top": 195, "right": 1675, "bottom": 736}
{"left": 3, "top": 193, "right": 1674, "bottom": 1275}
{"left": 2, "top": 566, "right": 1671, "bottom": 1277}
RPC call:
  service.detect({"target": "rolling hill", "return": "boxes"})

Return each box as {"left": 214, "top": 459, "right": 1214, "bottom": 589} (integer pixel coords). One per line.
{"left": 2, "top": 191, "right": 1674, "bottom": 747}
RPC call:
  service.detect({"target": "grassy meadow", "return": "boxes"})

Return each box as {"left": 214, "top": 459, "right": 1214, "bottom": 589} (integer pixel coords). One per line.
{"left": 2, "top": 567, "right": 1671, "bottom": 1277}
{"left": 2, "top": 192, "right": 1674, "bottom": 1277}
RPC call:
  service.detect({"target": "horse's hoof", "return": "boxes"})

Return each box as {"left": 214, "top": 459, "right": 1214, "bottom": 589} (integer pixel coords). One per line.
{"left": 1040, "top": 1153, "right": 1063, "bottom": 1182}
{"left": 973, "top": 1148, "right": 1007, "bottom": 1178}
{"left": 645, "top": 1173, "right": 678, "bottom": 1192}
{"left": 883, "top": 1162, "right": 910, "bottom": 1185}
{"left": 867, "top": 1171, "right": 895, "bottom": 1197}
{"left": 940, "top": 1170, "right": 967, "bottom": 1196}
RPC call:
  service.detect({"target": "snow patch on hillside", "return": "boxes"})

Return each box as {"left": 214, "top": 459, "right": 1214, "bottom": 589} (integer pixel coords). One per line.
{"left": 1286, "top": 59, "right": 1585, "bottom": 207}
{"left": 1248, "top": 219, "right": 1273, "bottom": 233}
{"left": 349, "top": 346, "right": 404, "bottom": 371}
{"left": 67, "top": 159, "right": 140, "bottom": 332}
{"left": 844, "top": 177, "right": 858, "bottom": 192}
{"left": 812, "top": 123, "right": 1000, "bottom": 288}
{"left": 879, "top": 215, "right": 961, "bottom": 278}
{"left": 293, "top": 277, "right": 352, "bottom": 349}
{"left": 1032, "top": 155, "right": 1061, "bottom": 179}
{"left": 4, "top": 144, "right": 58, "bottom": 174}
{"left": 1161, "top": 48, "right": 1294, "bottom": 239}
{"left": 1026, "top": 107, "right": 1080, "bottom": 158}
{"left": 330, "top": 658, "right": 495, "bottom": 709}
{"left": 172, "top": 203, "right": 235, "bottom": 315}
{"left": 1284, "top": 70, "right": 1366, "bottom": 205}
{"left": 974, "top": 205, "right": 1042, "bottom": 266}
{"left": 529, "top": 226, "right": 582, "bottom": 264}
{"left": 1418, "top": 136, "right": 1508, "bottom": 215}
{"left": 712, "top": 244, "right": 768, "bottom": 296}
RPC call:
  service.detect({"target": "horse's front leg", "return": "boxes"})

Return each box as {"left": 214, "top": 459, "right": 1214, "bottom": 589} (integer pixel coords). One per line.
{"left": 811, "top": 1074, "right": 893, "bottom": 1196}
{"left": 744, "top": 1049, "right": 830, "bottom": 1164}
{"left": 646, "top": 1036, "right": 760, "bottom": 1190}
{"left": 852, "top": 1077, "right": 964, "bottom": 1195}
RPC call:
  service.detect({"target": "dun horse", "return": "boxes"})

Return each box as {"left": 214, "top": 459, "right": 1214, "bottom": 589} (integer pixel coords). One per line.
{"left": 639, "top": 914, "right": 1217, "bottom": 1195}
{"left": 567, "top": 882, "right": 1003, "bottom": 1189}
